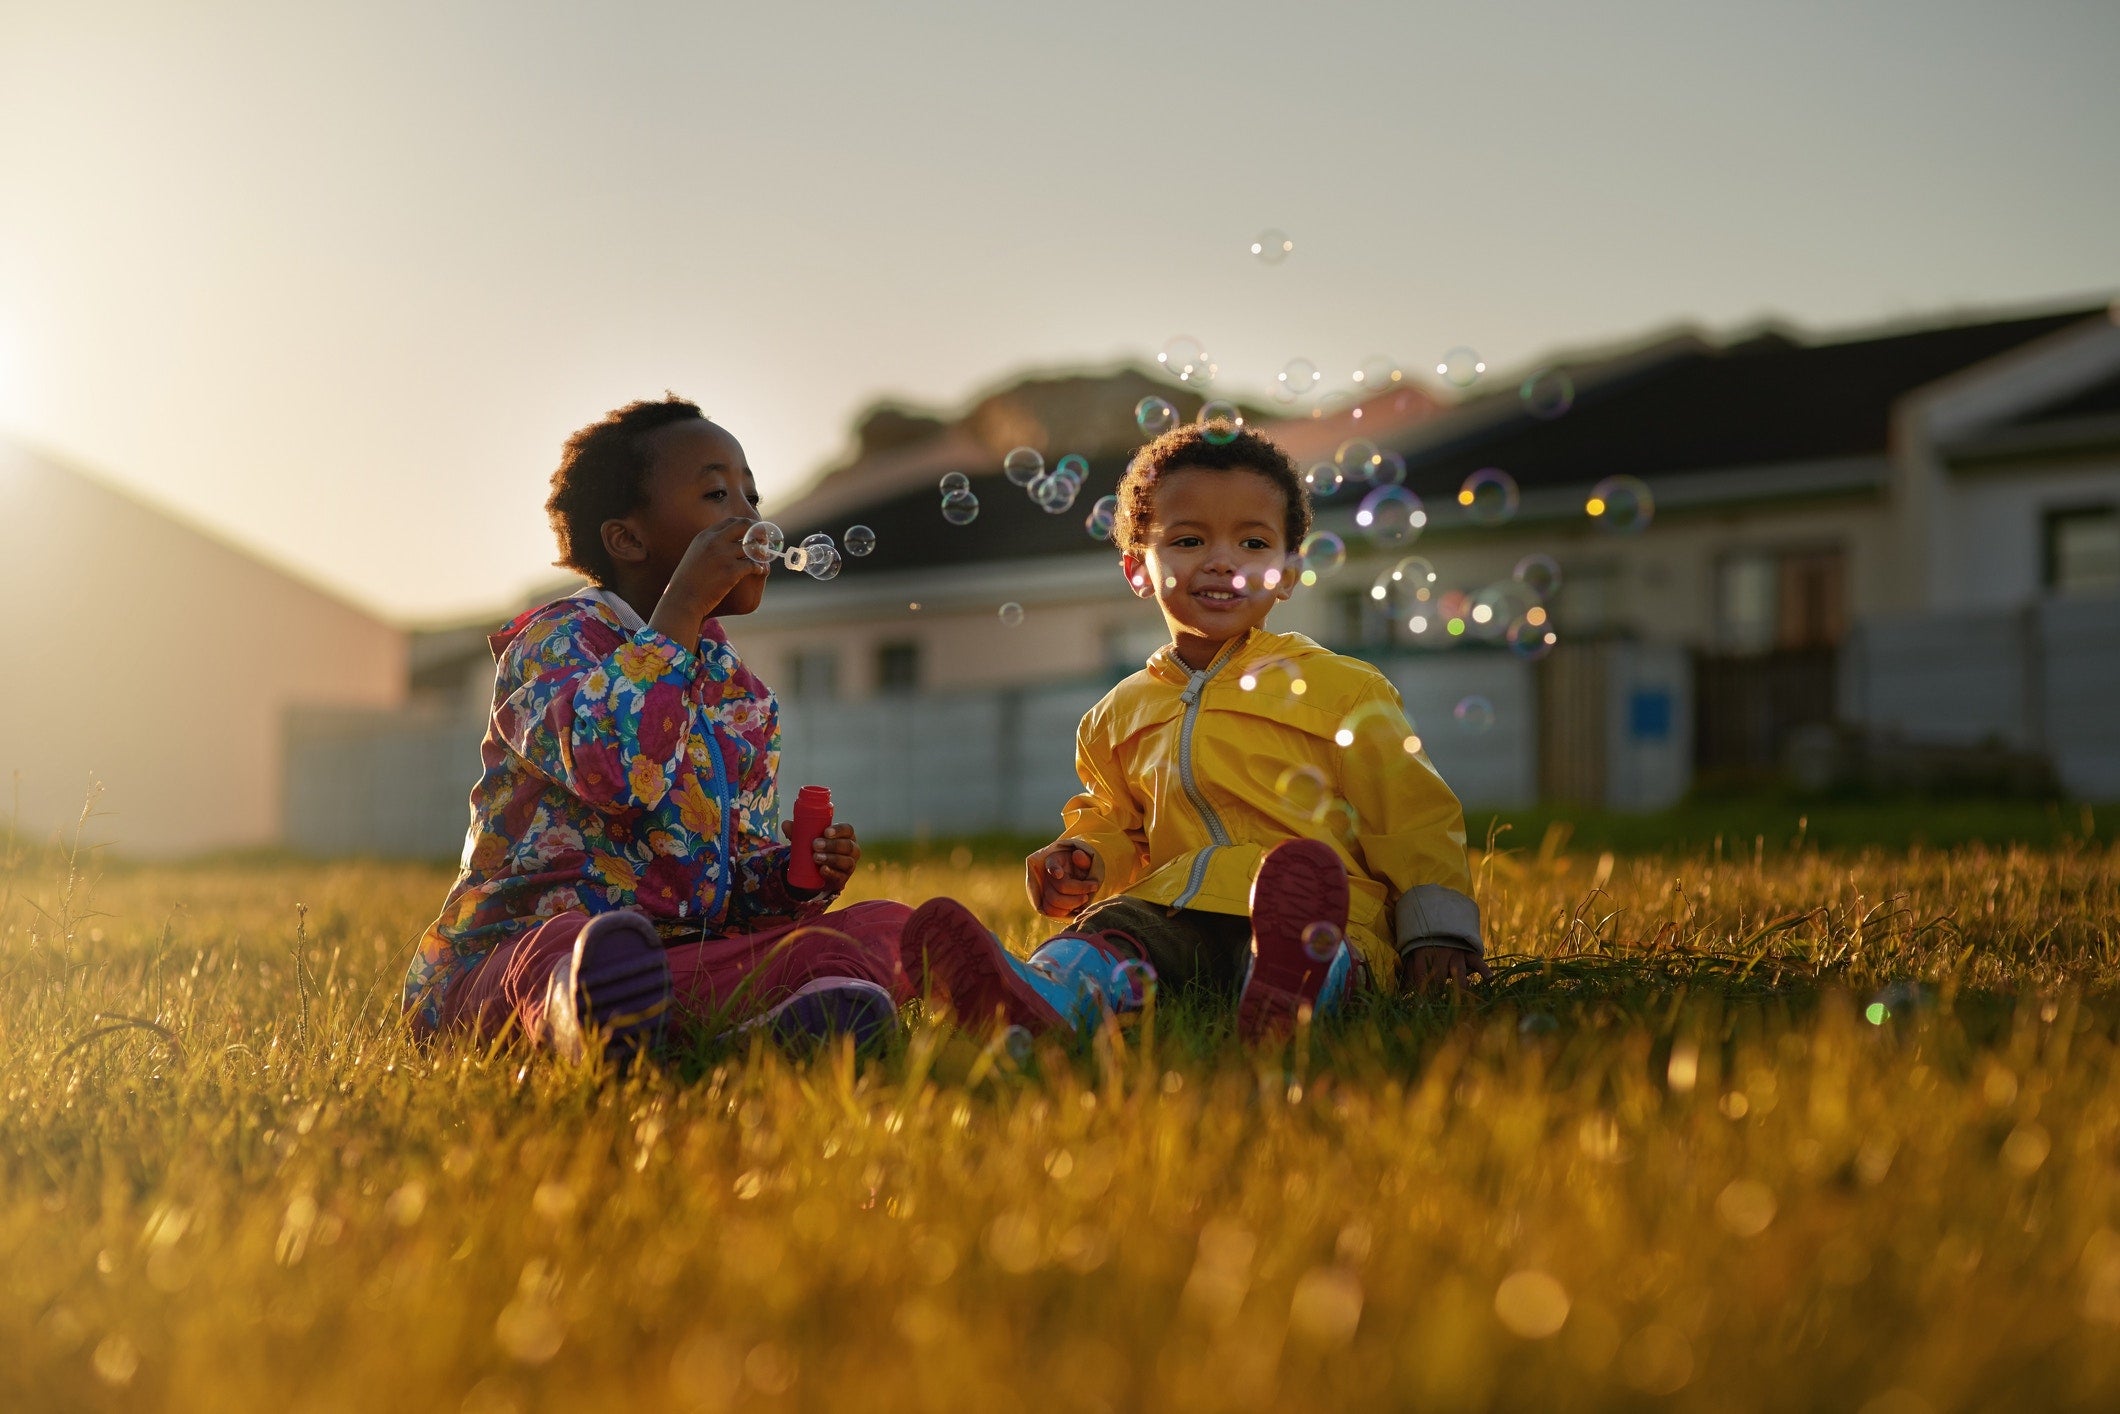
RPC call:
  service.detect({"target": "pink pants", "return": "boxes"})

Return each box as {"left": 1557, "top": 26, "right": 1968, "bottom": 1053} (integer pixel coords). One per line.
{"left": 440, "top": 900, "right": 912, "bottom": 1046}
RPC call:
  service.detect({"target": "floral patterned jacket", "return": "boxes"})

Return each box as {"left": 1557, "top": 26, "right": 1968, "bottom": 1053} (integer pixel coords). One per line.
{"left": 401, "top": 589, "right": 829, "bottom": 1034}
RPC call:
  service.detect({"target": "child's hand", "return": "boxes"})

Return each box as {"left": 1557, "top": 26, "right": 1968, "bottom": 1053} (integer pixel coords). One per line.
{"left": 647, "top": 518, "right": 767, "bottom": 642}
{"left": 1401, "top": 944, "right": 1489, "bottom": 996}
{"left": 786, "top": 821, "right": 860, "bottom": 893}
{"left": 1027, "top": 839, "right": 1103, "bottom": 918}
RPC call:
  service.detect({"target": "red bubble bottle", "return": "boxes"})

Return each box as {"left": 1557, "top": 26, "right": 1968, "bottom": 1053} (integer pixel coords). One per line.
{"left": 786, "top": 786, "right": 834, "bottom": 890}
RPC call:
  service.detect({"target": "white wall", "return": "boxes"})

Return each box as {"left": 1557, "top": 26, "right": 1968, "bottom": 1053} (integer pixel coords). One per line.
{"left": 0, "top": 442, "right": 406, "bottom": 855}
{"left": 1941, "top": 455, "right": 2120, "bottom": 611}
{"left": 1843, "top": 594, "right": 2120, "bottom": 798}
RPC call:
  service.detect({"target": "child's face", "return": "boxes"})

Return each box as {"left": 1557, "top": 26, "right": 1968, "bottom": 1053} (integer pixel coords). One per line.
{"left": 1122, "top": 467, "right": 1293, "bottom": 659}
{"left": 625, "top": 419, "right": 768, "bottom": 616}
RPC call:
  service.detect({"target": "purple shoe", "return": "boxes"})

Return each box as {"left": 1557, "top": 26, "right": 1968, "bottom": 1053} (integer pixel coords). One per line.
{"left": 741, "top": 977, "right": 901, "bottom": 1054}
{"left": 543, "top": 910, "right": 672, "bottom": 1064}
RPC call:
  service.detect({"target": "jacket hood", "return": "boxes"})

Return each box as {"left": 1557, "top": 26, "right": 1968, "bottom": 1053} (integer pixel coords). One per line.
{"left": 1143, "top": 627, "right": 1333, "bottom": 687}
{"left": 487, "top": 589, "right": 726, "bottom": 662}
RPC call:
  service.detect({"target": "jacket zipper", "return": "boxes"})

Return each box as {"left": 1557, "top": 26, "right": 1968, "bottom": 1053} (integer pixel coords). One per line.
{"left": 691, "top": 643, "right": 740, "bottom": 929}
{"left": 1172, "top": 641, "right": 1239, "bottom": 908}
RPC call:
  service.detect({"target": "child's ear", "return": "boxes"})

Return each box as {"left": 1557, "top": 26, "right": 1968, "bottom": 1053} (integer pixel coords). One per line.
{"left": 1120, "top": 553, "right": 1155, "bottom": 599}
{"left": 601, "top": 517, "right": 649, "bottom": 568}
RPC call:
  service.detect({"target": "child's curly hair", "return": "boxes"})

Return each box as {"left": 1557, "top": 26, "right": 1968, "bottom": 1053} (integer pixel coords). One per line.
{"left": 1114, "top": 420, "right": 1311, "bottom": 556}
{"left": 544, "top": 394, "right": 706, "bottom": 583}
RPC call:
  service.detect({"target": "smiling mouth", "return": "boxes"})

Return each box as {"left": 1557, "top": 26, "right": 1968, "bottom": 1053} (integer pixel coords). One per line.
{"left": 1192, "top": 587, "right": 1243, "bottom": 604}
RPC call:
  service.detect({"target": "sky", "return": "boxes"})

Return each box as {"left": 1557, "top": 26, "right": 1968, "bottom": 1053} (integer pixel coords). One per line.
{"left": 1, "top": 0, "right": 2114, "bottom": 623}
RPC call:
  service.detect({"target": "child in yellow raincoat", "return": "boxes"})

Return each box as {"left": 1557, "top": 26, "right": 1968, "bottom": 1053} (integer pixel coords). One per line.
{"left": 903, "top": 418, "right": 1484, "bottom": 1041}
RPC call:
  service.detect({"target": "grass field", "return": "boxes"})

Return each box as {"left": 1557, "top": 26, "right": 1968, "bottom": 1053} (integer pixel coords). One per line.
{"left": 5, "top": 815, "right": 2119, "bottom": 1412}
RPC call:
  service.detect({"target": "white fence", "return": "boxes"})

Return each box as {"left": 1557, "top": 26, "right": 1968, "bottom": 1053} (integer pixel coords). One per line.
{"left": 283, "top": 652, "right": 1543, "bottom": 858}
{"left": 1841, "top": 594, "right": 2120, "bottom": 798}
{"left": 283, "top": 704, "right": 485, "bottom": 860}
{"left": 775, "top": 654, "right": 1541, "bottom": 844}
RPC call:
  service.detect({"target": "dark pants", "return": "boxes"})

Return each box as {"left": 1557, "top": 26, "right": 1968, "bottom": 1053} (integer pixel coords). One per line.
{"left": 1068, "top": 895, "right": 1253, "bottom": 998}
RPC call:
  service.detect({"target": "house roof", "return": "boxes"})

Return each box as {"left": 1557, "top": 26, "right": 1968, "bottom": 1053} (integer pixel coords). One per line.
{"left": 755, "top": 302, "right": 2117, "bottom": 597}
{"left": 1321, "top": 305, "right": 2107, "bottom": 509}
{"left": 763, "top": 367, "right": 1445, "bottom": 588}
{"left": 1939, "top": 356, "right": 2120, "bottom": 465}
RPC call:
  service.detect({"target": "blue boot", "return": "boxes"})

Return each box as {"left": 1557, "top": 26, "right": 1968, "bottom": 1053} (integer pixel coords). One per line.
{"left": 902, "top": 899, "right": 1146, "bottom": 1036}
{"left": 1022, "top": 932, "right": 1156, "bottom": 1031}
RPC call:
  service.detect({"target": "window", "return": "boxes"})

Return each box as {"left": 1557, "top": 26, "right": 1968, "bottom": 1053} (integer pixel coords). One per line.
{"left": 1717, "top": 547, "right": 1845, "bottom": 654}
{"left": 875, "top": 641, "right": 921, "bottom": 693}
{"left": 785, "top": 648, "right": 839, "bottom": 701}
{"left": 1774, "top": 549, "right": 1846, "bottom": 650}
{"left": 1718, "top": 554, "right": 1778, "bottom": 654}
{"left": 1554, "top": 562, "right": 1617, "bottom": 636}
{"left": 1333, "top": 590, "right": 1395, "bottom": 648}
{"left": 2046, "top": 506, "right": 2120, "bottom": 595}
{"left": 1104, "top": 622, "right": 1170, "bottom": 672}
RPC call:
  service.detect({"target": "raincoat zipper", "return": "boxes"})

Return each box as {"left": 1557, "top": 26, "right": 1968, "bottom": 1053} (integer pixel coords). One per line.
{"left": 1171, "top": 640, "right": 1239, "bottom": 908}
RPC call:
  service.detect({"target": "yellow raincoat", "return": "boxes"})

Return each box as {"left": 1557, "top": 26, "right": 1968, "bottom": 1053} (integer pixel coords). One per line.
{"left": 1050, "top": 627, "right": 1481, "bottom": 986}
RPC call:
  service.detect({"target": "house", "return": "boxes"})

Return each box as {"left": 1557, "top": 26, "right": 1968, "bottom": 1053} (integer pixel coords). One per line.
{"left": 0, "top": 439, "right": 406, "bottom": 856}
{"left": 735, "top": 299, "right": 2120, "bottom": 820}
{"left": 282, "top": 298, "right": 2120, "bottom": 856}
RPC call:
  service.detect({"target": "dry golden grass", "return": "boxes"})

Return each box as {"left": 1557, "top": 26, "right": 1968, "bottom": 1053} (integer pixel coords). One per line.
{"left": 4, "top": 827, "right": 2119, "bottom": 1412}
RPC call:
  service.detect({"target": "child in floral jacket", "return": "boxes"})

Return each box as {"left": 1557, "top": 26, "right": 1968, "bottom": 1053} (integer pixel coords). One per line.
{"left": 402, "top": 397, "right": 907, "bottom": 1060}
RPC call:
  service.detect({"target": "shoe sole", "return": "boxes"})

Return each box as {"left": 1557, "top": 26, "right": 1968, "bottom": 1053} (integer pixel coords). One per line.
{"left": 743, "top": 977, "right": 900, "bottom": 1053}
{"left": 902, "top": 898, "right": 1064, "bottom": 1033}
{"left": 573, "top": 914, "right": 673, "bottom": 1062}
{"left": 1239, "top": 839, "right": 1350, "bottom": 1042}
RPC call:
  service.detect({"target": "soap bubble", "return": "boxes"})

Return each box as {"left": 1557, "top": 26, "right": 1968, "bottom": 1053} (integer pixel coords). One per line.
{"left": 1199, "top": 400, "right": 1243, "bottom": 444}
{"left": 1434, "top": 588, "right": 1473, "bottom": 639}
{"left": 1085, "top": 494, "right": 1118, "bottom": 540}
{"left": 801, "top": 531, "right": 835, "bottom": 552}
{"left": 805, "top": 546, "right": 842, "bottom": 581}
{"left": 1367, "top": 449, "right": 1407, "bottom": 487}
{"left": 941, "top": 489, "right": 980, "bottom": 525}
{"left": 1453, "top": 695, "right": 1496, "bottom": 732}
{"left": 1334, "top": 700, "right": 1423, "bottom": 758}
{"left": 1237, "top": 656, "right": 1308, "bottom": 699}
{"left": 1274, "top": 763, "right": 1333, "bottom": 822}
{"left": 1159, "top": 335, "right": 1214, "bottom": 386}
{"left": 1113, "top": 958, "right": 1158, "bottom": 1009}
{"left": 1002, "top": 447, "right": 1044, "bottom": 486}
{"left": 1296, "top": 531, "right": 1346, "bottom": 581}
{"left": 741, "top": 521, "right": 786, "bottom": 565}
{"left": 1520, "top": 368, "right": 1575, "bottom": 420}
{"left": 1277, "top": 357, "right": 1323, "bottom": 397}
{"left": 998, "top": 602, "right": 1024, "bottom": 627}
{"left": 1864, "top": 980, "right": 1935, "bottom": 1025}
{"left": 1250, "top": 228, "right": 1294, "bottom": 263}
{"left": 1459, "top": 468, "right": 1520, "bottom": 525}
{"left": 844, "top": 524, "right": 877, "bottom": 557}
{"left": 1356, "top": 486, "right": 1425, "bottom": 547}
{"left": 1512, "top": 553, "right": 1561, "bottom": 600}
{"left": 1334, "top": 438, "right": 1380, "bottom": 481}
{"left": 1303, "top": 462, "right": 1342, "bottom": 496}
{"left": 1436, "top": 346, "right": 1487, "bottom": 388}
{"left": 1053, "top": 452, "right": 1089, "bottom": 483}
{"left": 1386, "top": 556, "right": 1438, "bottom": 595}
{"left": 939, "top": 471, "right": 971, "bottom": 495}
{"left": 1587, "top": 474, "right": 1654, "bottom": 534}
{"left": 1312, "top": 389, "right": 1358, "bottom": 422}
{"left": 1301, "top": 921, "right": 1343, "bottom": 963}
{"left": 1135, "top": 397, "right": 1178, "bottom": 439}
{"left": 1506, "top": 616, "right": 1558, "bottom": 660}
{"left": 1351, "top": 355, "right": 1402, "bottom": 387}
{"left": 1470, "top": 581, "right": 1531, "bottom": 640}
{"left": 1033, "top": 475, "right": 1079, "bottom": 513}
